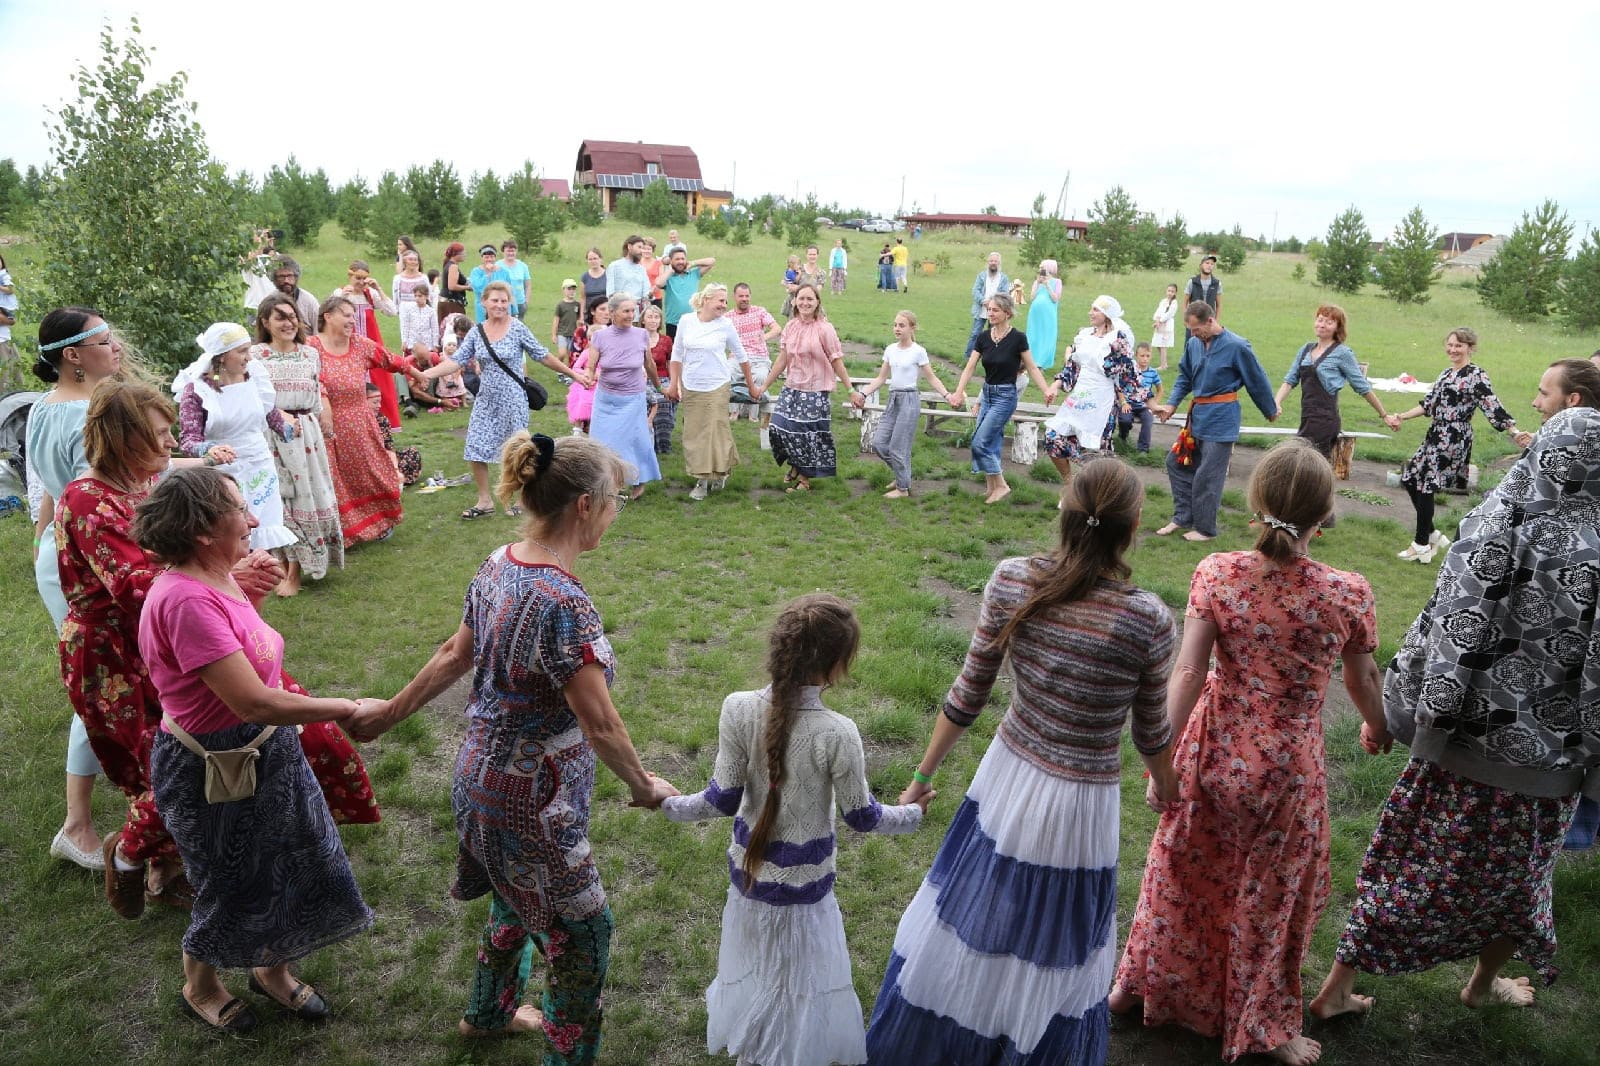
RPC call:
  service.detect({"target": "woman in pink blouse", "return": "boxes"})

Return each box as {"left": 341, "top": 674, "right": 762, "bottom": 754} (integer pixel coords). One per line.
{"left": 761, "top": 284, "right": 855, "bottom": 493}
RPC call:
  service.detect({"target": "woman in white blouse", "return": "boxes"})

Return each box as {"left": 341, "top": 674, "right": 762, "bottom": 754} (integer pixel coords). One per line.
{"left": 1151, "top": 283, "right": 1180, "bottom": 371}
{"left": 664, "top": 283, "right": 760, "bottom": 500}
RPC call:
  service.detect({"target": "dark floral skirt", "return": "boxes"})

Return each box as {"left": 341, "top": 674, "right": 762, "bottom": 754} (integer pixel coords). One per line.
{"left": 151, "top": 724, "right": 373, "bottom": 968}
{"left": 1334, "top": 758, "right": 1577, "bottom": 984}
{"left": 769, "top": 388, "right": 836, "bottom": 478}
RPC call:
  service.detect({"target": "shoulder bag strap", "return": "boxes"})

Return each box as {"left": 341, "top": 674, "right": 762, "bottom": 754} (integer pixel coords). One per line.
{"left": 477, "top": 323, "right": 522, "bottom": 380}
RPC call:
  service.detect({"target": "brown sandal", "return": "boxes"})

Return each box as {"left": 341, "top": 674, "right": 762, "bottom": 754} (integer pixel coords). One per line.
{"left": 180, "top": 990, "right": 258, "bottom": 1033}
{"left": 146, "top": 872, "right": 196, "bottom": 911}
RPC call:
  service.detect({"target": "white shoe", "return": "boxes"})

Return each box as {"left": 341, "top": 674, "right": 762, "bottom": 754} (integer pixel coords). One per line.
{"left": 689, "top": 480, "right": 708, "bottom": 501}
{"left": 1413, "top": 542, "right": 1439, "bottom": 564}
{"left": 759, "top": 426, "right": 771, "bottom": 451}
{"left": 570, "top": 426, "right": 583, "bottom": 436}
{"left": 1429, "top": 530, "right": 1451, "bottom": 550}
{"left": 1397, "top": 542, "right": 1427, "bottom": 560}
{"left": 51, "top": 828, "right": 106, "bottom": 871}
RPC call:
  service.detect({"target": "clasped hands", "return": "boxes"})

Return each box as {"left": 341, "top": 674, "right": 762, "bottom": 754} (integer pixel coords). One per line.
{"left": 231, "top": 550, "right": 284, "bottom": 602}
{"left": 896, "top": 778, "right": 938, "bottom": 811}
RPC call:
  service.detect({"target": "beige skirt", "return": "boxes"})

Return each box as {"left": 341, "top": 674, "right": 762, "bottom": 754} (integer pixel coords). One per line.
{"left": 681, "top": 384, "right": 739, "bottom": 478}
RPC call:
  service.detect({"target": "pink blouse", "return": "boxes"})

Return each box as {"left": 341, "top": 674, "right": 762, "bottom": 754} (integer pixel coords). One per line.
{"left": 780, "top": 317, "right": 843, "bottom": 392}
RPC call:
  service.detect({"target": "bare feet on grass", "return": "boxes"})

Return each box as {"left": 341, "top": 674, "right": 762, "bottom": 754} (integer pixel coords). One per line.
{"left": 1267, "top": 1035, "right": 1323, "bottom": 1065}
{"left": 1462, "top": 975, "right": 1534, "bottom": 1009}
{"left": 1106, "top": 987, "right": 1142, "bottom": 1014}
{"left": 984, "top": 485, "right": 1011, "bottom": 505}
{"left": 1309, "top": 989, "right": 1374, "bottom": 1020}
{"left": 1154, "top": 522, "right": 1183, "bottom": 536}
{"left": 459, "top": 1004, "right": 544, "bottom": 1037}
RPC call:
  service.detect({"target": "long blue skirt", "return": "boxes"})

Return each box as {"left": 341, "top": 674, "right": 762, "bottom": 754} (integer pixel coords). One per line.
{"left": 151, "top": 724, "right": 373, "bottom": 968}
{"left": 588, "top": 388, "right": 662, "bottom": 485}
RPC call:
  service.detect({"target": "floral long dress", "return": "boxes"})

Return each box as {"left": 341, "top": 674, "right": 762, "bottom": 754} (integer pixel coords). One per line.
{"left": 251, "top": 342, "right": 344, "bottom": 578}
{"left": 1114, "top": 551, "right": 1377, "bottom": 1061}
{"left": 310, "top": 334, "right": 405, "bottom": 546}
{"left": 1399, "top": 362, "right": 1514, "bottom": 493}
{"left": 56, "top": 477, "right": 176, "bottom": 863}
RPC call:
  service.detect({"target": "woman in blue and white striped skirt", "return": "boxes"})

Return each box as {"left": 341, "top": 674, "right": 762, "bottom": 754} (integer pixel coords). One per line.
{"left": 865, "top": 459, "right": 1180, "bottom": 1065}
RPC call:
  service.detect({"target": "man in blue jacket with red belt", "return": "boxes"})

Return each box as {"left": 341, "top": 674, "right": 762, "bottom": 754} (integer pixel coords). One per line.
{"left": 1151, "top": 301, "right": 1278, "bottom": 541}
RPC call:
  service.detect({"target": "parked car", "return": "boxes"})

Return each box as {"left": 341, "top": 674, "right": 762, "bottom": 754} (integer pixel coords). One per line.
{"left": 839, "top": 218, "right": 866, "bottom": 230}
{"left": 815, "top": 217, "right": 834, "bottom": 227}
{"left": 862, "top": 218, "right": 894, "bottom": 233}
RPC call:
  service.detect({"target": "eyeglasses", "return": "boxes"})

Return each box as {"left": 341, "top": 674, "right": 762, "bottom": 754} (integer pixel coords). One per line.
{"left": 612, "top": 493, "right": 630, "bottom": 513}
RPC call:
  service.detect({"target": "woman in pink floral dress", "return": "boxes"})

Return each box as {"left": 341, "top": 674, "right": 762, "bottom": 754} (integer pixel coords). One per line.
{"left": 1112, "top": 441, "right": 1391, "bottom": 1066}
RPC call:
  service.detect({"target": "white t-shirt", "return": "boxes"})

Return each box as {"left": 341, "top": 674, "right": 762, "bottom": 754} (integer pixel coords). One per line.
{"left": 883, "top": 342, "right": 929, "bottom": 389}
{"left": 671, "top": 315, "right": 748, "bottom": 392}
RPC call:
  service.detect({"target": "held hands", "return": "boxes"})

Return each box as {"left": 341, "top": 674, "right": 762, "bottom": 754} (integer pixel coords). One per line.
{"left": 206, "top": 444, "right": 237, "bottom": 465}
{"left": 1145, "top": 765, "right": 1180, "bottom": 813}
{"left": 898, "top": 778, "right": 936, "bottom": 810}
{"left": 1359, "top": 721, "right": 1394, "bottom": 756}
{"left": 231, "top": 551, "right": 285, "bottom": 601}
{"left": 1512, "top": 430, "right": 1534, "bottom": 449}
{"left": 949, "top": 391, "right": 966, "bottom": 412}
{"left": 663, "top": 386, "right": 681, "bottom": 403}
{"left": 1383, "top": 414, "right": 1403, "bottom": 431}
{"left": 1043, "top": 384, "right": 1060, "bottom": 406}
{"left": 345, "top": 698, "right": 393, "bottom": 742}
{"left": 1151, "top": 404, "right": 1174, "bottom": 423}
{"left": 629, "top": 772, "right": 680, "bottom": 810}
{"left": 849, "top": 391, "right": 866, "bottom": 409}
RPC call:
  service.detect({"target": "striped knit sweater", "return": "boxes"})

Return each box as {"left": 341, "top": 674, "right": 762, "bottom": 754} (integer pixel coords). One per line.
{"left": 663, "top": 686, "right": 922, "bottom": 905}
{"left": 945, "top": 556, "right": 1176, "bottom": 780}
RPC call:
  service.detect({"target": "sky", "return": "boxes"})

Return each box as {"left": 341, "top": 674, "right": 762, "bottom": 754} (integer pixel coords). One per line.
{"left": 2, "top": 1, "right": 1597, "bottom": 245}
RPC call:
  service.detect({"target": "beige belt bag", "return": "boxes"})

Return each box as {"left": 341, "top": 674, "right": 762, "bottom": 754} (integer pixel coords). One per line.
{"left": 163, "top": 714, "right": 278, "bottom": 803}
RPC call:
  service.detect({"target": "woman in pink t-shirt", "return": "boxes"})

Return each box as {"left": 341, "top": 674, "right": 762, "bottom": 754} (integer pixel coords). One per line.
{"left": 136, "top": 466, "right": 379, "bottom": 1034}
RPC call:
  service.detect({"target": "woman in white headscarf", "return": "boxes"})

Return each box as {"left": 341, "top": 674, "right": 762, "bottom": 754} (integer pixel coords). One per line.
{"left": 1040, "top": 295, "right": 1140, "bottom": 497}
{"left": 174, "top": 323, "right": 296, "bottom": 552}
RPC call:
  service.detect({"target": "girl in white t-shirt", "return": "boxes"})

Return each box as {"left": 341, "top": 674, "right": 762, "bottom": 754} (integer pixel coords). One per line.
{"left": 851, "top": 311, "right": 953, "bottom": 497}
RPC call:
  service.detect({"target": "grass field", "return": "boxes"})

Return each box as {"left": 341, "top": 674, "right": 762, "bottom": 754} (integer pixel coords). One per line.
{"left": 1, "top": 220, "right": 1597, "bottom": 1065}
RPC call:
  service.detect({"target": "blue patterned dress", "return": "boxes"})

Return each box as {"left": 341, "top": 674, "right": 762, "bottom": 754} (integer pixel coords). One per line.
{"left": 456, "top": 320, "right": 549, "bottom": 465}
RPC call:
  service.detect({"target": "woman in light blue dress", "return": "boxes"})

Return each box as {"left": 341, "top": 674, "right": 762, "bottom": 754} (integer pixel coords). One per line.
{"left": 1026, "top": 259, "right": 1063, "bottom": 376}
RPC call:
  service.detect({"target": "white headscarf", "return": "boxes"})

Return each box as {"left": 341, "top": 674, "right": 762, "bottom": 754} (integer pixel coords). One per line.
{"left": 172, "top": 323, "right": 252, "bottom": 397}
{"left": 1090, "top": 295, "right": 1137, "bottom": 351}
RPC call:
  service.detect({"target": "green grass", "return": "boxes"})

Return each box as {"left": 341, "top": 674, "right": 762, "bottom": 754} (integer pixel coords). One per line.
{"left": 2, "top": 221, "right": 1597, "bottom": 1064}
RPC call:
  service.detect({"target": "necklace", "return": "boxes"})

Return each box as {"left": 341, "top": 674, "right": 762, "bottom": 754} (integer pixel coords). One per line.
{"left": 528, "top": 538, "right": 568, "bottom": 570}
{"left": 990, "top": 324, "right": 1011, "bottom": 342}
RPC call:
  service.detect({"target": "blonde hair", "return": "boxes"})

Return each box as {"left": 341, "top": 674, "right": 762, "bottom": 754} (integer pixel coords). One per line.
{"left": 688, "top": 282, "right": 729, "bottom": 311}
{"left": 496, "top": 432, "right": 632, "bottom": 528}
{"left": 895, "top": 310, "right": 918, "bottom": 338}
{"left": 1247, "top": 439, "right": 1333, "bottom": 564}
{"left": 482, "top": 280, "right": 515, "bottom": 304}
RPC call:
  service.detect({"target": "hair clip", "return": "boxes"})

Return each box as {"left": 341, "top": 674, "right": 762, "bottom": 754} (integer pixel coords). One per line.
{"left": 1084, "top": 515, "right": 1101, "bottom": 527}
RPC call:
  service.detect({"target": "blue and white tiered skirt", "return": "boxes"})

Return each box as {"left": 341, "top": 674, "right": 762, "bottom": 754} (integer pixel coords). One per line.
{"left": 865, "top": 736, "right": 1119, "bottom": 1065}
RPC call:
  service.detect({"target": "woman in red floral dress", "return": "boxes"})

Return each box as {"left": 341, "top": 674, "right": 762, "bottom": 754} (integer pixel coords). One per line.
{"left": 60, "top": 382, "right": 380, "bottom": 920}
{"left": 309, "top": 295, "right": 417, "bottom": 546}
{"left": 1111, "top": 441, "right": 1391, "bottom": 1066}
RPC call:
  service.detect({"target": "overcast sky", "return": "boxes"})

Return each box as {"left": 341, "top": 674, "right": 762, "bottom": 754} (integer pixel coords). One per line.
{"left": 3, "top": 2, "right": 1597, "bottom": 245}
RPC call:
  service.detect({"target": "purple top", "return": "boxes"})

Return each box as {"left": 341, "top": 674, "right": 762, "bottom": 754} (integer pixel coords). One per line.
{"left": 591, "top": 325, "right": 650, "bottom": 396}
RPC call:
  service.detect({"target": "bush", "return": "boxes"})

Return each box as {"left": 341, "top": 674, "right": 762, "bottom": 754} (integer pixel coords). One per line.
{"left": 695, "top": 210, "right": 729, "bottom": 242}
{"left": 615, "top": 179, "right": 687, "bottom": 228}
{"left": 1316, "top": 206, "right": 1371, "bottom": 294}
{"left": 567, "top": 188, "right": 604, "bottom": 227}
{"left": 1291, "top": 262, "right": 1307, "bottom": 282}
{"left": 1478, "top": 199, "right": 1572, "bottom": 319}
{"left": 1216, "top": 236, "right": 1247, "bottom": 273}
{"left": 34, "top": 19, "right": 248, "bottom": 369}
{"left": 1375, "top": 205, "right": 1442, "bottom": 304}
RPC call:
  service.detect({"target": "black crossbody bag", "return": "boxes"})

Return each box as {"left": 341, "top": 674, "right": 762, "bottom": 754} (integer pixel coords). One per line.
{"left": 476, "top": 323, "right": 549, "bottom": 410}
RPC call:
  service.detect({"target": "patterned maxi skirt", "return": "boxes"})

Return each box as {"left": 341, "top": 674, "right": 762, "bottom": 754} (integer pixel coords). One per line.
{"left": 151, "top": 723, "right": 373, "bottom": 968}
{"left": 769, "top": 388, "right": 837, "bottom": 479}
{"left": 1334, "top": 758, "right": 1578, "bottom": 984}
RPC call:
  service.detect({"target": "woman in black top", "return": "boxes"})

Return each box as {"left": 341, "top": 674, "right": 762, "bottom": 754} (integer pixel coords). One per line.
{"left": 438, "top": 242, "right": 471, "bottom": 323}
{"left": 950, "top": 293, "right": 1054, "bottom": 503}
{"left": 581, "top": 247, "right": 609, "bottom": 306}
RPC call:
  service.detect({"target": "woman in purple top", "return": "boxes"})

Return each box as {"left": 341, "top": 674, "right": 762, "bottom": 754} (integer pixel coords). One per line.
{"left": 587, "top": 293, "right": 664, "bottom": 498}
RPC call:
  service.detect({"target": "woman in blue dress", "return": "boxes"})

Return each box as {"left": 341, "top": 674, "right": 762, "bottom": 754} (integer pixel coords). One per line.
{"left": 1026, "top": 259, "right": 1062, "bottom": 378}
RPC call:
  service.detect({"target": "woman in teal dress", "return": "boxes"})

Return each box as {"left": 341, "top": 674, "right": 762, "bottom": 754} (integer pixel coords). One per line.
{"left": 1027, "top": 259, "right": 1063, "bottom": 376}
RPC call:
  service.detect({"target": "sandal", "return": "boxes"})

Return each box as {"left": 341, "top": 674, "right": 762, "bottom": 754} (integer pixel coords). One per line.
{"left": 786, "top": 481, "right": 811, "bottom": 494}
{"left": 249, "top": 969, "right": 330, "bottom": 1021}
{"left": 783, "top": 468, "right": 800, "bottom": 485}
{"left": 460, "top": 505, "right": 495, "bottom": 520}
{"left": 180, "top": 990, "right": 258, "bottom": 1034}
{"left": 505, "top": 505, "right": 524, "bottom": 518}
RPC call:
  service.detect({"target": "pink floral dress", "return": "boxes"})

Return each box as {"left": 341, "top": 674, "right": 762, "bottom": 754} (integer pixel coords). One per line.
{"left": 1115, "top": 551, "right": 1376, "bottom": 1061}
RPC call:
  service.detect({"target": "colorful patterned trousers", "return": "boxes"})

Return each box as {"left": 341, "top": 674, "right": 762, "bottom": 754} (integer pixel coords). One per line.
{"left": 465, "top": 894, "right": 614, "bottom": 1066}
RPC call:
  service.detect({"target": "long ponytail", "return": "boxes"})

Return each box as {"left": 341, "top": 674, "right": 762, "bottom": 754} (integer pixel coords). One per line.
{"left": 740, "top": 594, "right": 860, "bottom": 887}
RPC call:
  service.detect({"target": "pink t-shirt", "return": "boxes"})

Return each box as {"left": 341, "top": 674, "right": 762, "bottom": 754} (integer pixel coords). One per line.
{"left": 140, "top": 571, "right": 285, "bottom": 735}
{"left": 779, "top": 317, "right": 843, "bottom": 392}
{"left": 726, "top": 305, "right": 776, "bottom": 361}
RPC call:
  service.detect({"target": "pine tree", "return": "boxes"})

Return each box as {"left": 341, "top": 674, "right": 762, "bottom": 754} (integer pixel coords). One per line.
{"left": 1317, "top": 206, "right": 1372, "bottom": 294}
{"left": 336, "top": 176, "right": 371, "bottom": 245}
{"left": 1478, "top": 199, "right": 1572, "bottom": 319}
{"left": 1375, "top": 205, "right": 1442, "bottom": 304}
{"left": 1557, "top": 230, "right": 1600, "bottom": 332}
{"left": 1087, "top": 185, "right": 1140, "bottom": 273}
{"left": 367, "top": 171, "right": 418, "bottom": 262}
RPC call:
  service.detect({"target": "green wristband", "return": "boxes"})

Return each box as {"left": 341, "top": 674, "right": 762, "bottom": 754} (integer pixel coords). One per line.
{"left": 912, "top": 768, "right": 933, "bottom": 785}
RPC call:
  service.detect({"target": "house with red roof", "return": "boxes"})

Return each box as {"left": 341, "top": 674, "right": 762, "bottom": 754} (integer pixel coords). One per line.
{"left": 899, "top": 212, "right": 1087, "bottom": 239}
{"left": 573, "top": 140, "right": 705, "bottom": 214}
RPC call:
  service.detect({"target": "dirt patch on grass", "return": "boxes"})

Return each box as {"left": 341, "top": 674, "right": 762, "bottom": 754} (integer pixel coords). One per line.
{"left": 919, "top": 574, "right": 982, "bottom": 634}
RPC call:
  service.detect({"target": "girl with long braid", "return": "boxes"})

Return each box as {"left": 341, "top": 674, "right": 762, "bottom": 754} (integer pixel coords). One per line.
{"left": 661, "top": 594, "right": 930, "bottom": 1066}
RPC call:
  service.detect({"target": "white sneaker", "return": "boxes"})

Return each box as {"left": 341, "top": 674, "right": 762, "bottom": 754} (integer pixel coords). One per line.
{"left": 1429, "top": 530, "right": 1451, "bottom": 550}
{"left": 1397, "top": 542, "right": 1427, "bottom": 560}
{"left": 759, "top": 426, "right": 771, "bottom": 451}
{"left": 689, "top": 480, "right": 708, "bottom": 501}
{"left": 570, "top": 426, "right": 583, "bottom": 437}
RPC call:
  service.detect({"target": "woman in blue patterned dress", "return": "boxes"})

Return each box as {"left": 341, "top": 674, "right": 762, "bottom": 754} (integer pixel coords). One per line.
{"left": 1387, "top": 327, "right": 1520, "bottom": 563}
{"left": 349, "top": 432, "right": 678, "bottom": 1063}
{"left": 417, "top": 281, "right": 587, "bottom": 520}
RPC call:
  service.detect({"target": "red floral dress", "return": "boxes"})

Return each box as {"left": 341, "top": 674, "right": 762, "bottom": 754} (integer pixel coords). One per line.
{"left": 1115, "top": 551, "right": 1377, "bottom": 1061}
{"left": 57, "top": 477, "right": 176, "bottom": 862}
{"left": 311, "top": 334, "right": 406, "bottom": 546}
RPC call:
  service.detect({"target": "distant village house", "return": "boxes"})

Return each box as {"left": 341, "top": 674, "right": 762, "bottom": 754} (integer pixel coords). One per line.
{"left": 898, "top": 212, "right": 1088, "bottom": 239}
{"left": 573, "top": 140, "right": 706, "bottom": 214}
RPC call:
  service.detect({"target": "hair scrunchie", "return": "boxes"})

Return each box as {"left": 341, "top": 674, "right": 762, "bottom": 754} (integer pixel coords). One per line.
{"left": 531, "top": 433, "right": 555, "bottom": 475}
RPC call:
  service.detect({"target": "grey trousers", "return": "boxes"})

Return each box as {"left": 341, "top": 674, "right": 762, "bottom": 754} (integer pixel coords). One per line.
{"left": 872, "top": 388, "right": 921, "bottom": 490}
{"left": 1165, "top": 437, "right": 1233, "bottom": 537}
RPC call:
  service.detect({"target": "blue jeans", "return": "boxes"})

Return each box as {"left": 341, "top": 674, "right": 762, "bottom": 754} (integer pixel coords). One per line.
{"left": 965, "top": 317, "right": 985, "bottom": 356}
{"left": 1118, "top": 407, "right": 1154, "bottom": 451}
{"left": 970, "top": 383, "right": 1017, "bottom": 474}
{"left": 1567, "top": 795, "right": 1599, "bottom": 850}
